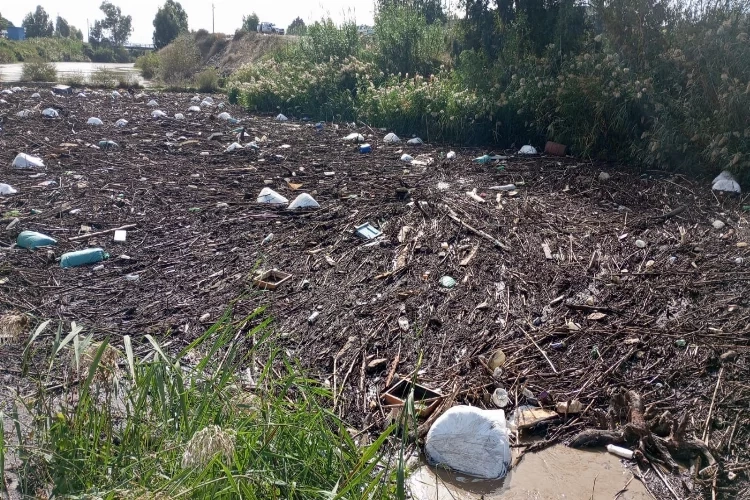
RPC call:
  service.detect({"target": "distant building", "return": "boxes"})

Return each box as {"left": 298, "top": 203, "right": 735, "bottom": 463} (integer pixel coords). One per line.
{"left": 7, "top": 27, "right": 25, "bottom": 41}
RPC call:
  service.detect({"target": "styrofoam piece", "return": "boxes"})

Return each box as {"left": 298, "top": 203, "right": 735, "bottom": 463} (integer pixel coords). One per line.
{"left": 11, "top": 87, "right": 22, "bottom": 92}
{"left": 42, "top": 108, "right": 59, "bottom": 118}
{"left": 519, "top": 145, "right": 537, "bottom": 155}
{"left": 288, "top": 193, "right": 320, "bottom": 209}
{"left": 0, "top": 183, "right": 18, "bottom": 195}
{"left": 188, "top": 106, "right": 201, "bottom": 112}
{"left": 113, "top": 230, "right": 127, "bottom": 242}
{"left": 12, "top": 153, "right": 45, "bottom": 169}
{"left": 343, "top": 132, "right": 365, "bottom": 143}
{"left": 77, "top": 92, "right": 87, "bottom": 98}
{"left": 276, "top": 113, "right": 288, "bottom": 121}
{"left": 425, "top": 405, "right": 511, "bottom": 479}
{"left": 400, "top": 154, "right": 413, "bottom": 163}
{"left": 257, "top": 187, "right": 288, "bottom": 204}
{"left": 407, "top": 137, "right": 423, "bottom": 145}
{"left": 87, "top": 117, "right": 103, "bottom": 125}
{"left": 147, "top": 99, "right": 158, "bottom": 107}
{"left": 384, "top": 132, "right": 400, "bottom": 144}
{"left": 217, "top": 112, "right": 232, "bottom": 120}
{"left": 151, "top": 110, "right": 167, "bottom": 118}
{"left": 174, "top": 113, "right": 185, "bottom": 120}
{"left": 224, "top": 142, "right": 243, "bottom": 152}
{"left": 712, "top": 170, "right": 741, "bottom": 194}
{"left": 115, "top": 118, "right": 128, "bottom": 127}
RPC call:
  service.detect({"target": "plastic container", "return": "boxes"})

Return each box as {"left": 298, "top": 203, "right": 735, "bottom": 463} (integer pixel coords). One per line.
{"left": 359, "top": 144, "right": 371, "bottom": 154}
{"left": 425, "top": 406, "right": 511, "bottom": 479}
{"left": 87, "top": 117, "right": 103, "bottom": 126}
{"left": 17, "top": 231, "right": 57, "bottom": 249}
{"left": 60, "top": 248, "right": 109, "bottom": 268}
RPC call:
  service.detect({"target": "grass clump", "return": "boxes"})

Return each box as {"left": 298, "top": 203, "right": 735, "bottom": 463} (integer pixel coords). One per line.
{"left": 134, "top": 51, "right": 160, "bottom": 79}
{"left": 195, "top": 68, "right": 220, "bottom": 92}
{"left": 88, "top": 66, "right": 118, "bottom": 88}
{"left": 1, "top": 311, "right": 403, "bottom": 498}
{"left": 21, "top": 60, "right": 57, "bottom": 82}
{"left": 62, "top": 70, "right": 86, "bottom": 86}
{"left": 159, "top": 33, "right": 201, "bottom": 85}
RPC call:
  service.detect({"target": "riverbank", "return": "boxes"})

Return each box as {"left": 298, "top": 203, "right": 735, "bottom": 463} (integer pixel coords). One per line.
{"left": 0, "top": 61, "right": 143, "bottom": 85}
{"left": 0, "top": 38, "right": 89, "bottom": 64}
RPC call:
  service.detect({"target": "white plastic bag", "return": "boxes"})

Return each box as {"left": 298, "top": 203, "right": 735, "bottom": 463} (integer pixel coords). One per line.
{"left": 151, "top": 110, "right": 167, "bottom": 118}
{"left": 111, "top": 90, "right": 121, "bottom": 98}
{"left": 275, "top": 113, "right": 288, "bottom": 121}
{"left": 519, "top": 145, "right": 537, "bottom": 155}
{"left": 191, "top": 95, "right": 201, "bottom": 103}
{"left": 12, "top": 153, "right": 45, "bottom": 169}
{"left": 188, "top": 106, "right": 201, "bottom": 112}
{"left": 31, "top": 92, "right": 41, "bottom": 98}
{"left": 224, "top": 142, "right": 243, "bottom": 152}
{"left": 343, "top": 132, "right": 365, "bottom": 143}
{"left": 384, "top": 132, "right": 400, "bottom": 144}
{"left": 87, "top": 117, "right": 103, "bottom": 126}
{"left": 115, "top": 118, "right": 128, "bottom": 127}
{"left": 712, "top": 171, "right": 741, "bottom": 194}
{"left": 202, "top": 96, "right": 214, "bottom": 105}
{"left": 400, "top": 154, "right": 413, "bottom": 163}
{"left": 42, "top": 108, "right": 59, "bottom": 118}
{"left": 424, "top": 405, "right": 511, "bottom": 479}
{"left": 288, "top": 193, "right": 320, "bottom": 209}
{"left": 217, "top": 112, "right": 232, "bottom": 121}
{"left": 200, "top": 99, "right": 213, "bottom": 107}
{"left": 257, "top": 187, "right": 288, "bottom": 204}
{"left": 407, "top": 137, "right": 423, "bottom": 145}
{"left": 147, "top": 99, "right": 159, "bottom": 107}
{"left": 16, "top": 109, "right": 33, "bottom": 118}
{"left": 174, "top": 113, "right": 185, "bottom": 120}
{"left": 0, "top": 183, "right": 18, "bottom": 195}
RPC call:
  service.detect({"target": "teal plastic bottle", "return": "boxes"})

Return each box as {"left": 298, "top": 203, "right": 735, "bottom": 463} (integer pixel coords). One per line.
{"left": 17, "top": 231, "right": 57, "bottom": 249}
{"left": 60, "top": 248, "right": 109, "bottom": 268}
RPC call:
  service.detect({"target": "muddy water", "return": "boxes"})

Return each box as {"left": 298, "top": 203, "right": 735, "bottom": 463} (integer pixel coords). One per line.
{"left": 0, "top": 62, "right": 143, "bottom": 84}
{"left": 410, "top": 445, "right": 650, "bottom": 499}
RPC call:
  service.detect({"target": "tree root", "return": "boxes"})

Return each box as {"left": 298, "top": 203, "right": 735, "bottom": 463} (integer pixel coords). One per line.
{"left": 569, "top": 388, "right": 716, "bottom": 473}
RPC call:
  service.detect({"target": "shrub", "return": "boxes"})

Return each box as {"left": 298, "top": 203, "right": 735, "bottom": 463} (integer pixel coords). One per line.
{"left": 374, "top": 5, "right": 445, "bottom": 76}
{"left": 21, "top": 59, "right": 57, "bottom": 82}
{"left": 195, "top": 68, "right": 219, "bottom": 92}
{"left": 89, "top": 67, "right": 118, "bottom": 88}
{"left": 159, "top": 33, "right": 201, "bottom": 84}
{"left": 91, "top": 47, "right": 115, "bottom": 63}
{"left": 134, "top": 51, "right": 159, "bottom": 79}
{"left": 233, "top": 29, "right": 248, "bottom": 41}
{"left": 63, "top": 70, "right": 86, "bottom": 86}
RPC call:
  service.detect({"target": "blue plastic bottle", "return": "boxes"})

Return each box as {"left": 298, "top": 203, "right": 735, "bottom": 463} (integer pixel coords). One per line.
{"left": 17, "top": 231, "right": 57, "bottom": 249}
{"left": 60, "top": 248, "right": 109, "bottom": 268}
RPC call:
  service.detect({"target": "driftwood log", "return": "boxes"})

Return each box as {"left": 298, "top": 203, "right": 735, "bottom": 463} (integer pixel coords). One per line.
{"left": 570, "top": 388, "right": 716, "bottom": 474}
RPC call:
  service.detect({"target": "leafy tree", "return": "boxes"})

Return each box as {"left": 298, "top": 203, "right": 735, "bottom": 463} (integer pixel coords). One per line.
{"left": 55, "top": 16, "right": 70, "bottom": 38}
{"left": 377, "top": 0, "right": 445, "bottom": 24}
{"left": 0, "top": 12, "right": 14, "bottom": 31}
{"left": 153, "top": 0, "right": 189, "bottom": 49}
{"left": 71, "top": 27, "right": 84, "bottom": 40}
{"left": 287, "top": 17, "right": 306, "bottom": 35}
{"left": 90, "top": 1, "right": 133, "bottom": 46}
{"left": 242, "top": 13, "right": 259, "bottom": 32}
{"left": 22, "top": 5, "right": 54, "bottom": 38}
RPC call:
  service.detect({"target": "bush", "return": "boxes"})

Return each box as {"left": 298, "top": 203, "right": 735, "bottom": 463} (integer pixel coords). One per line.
{"left": 134, "top": 51, "right": 159, "bottom": 79}
{"left": 159, "top": 33, "right": 201, "bottom": 84}
{"left": 91, "top": 47, "right": 115, "bottom": 63}
{"left": 88, "top": 67, "right": 118, "bottom": 88}
{"left": 195, "top": 68, "right": 219, "bottom": 92}
{"left": 21, "top": 59, "right": 57, "bottom": 82}
{"left": 63, "top": 70, "right": 86, "bottom": 86}
{"left": 374, "top": 5, "right": 445, "bottom": 76}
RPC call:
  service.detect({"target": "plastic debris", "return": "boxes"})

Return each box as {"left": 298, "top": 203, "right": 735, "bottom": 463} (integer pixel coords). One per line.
{"left": 466, "top": 189, "right": 486, "bottom": 203}
{"left": 446, "top": 151, "right": 456, "bottom": 160}
{"left": 0, "top": 89, "right": 12, "bottom": 95}
{"left": 224, "top": 142, "right": 243, "bottom": 152}
{"left": 492, "top": 388, "right": 510, "bottom": 408}
{"left": 0, "top": 183, "right": 18, "bottom": 195}
{"left": 151, "top": 110, "right": 167, "bottom": 118}
{"left": 98, "top": 140, "right": 119, "bottom": 149}
{"left": 77, "top": 92, "right": 87, "bottom": 98}
{"left": 16, "top": 110, "right": 33, "bottom": 118}
{"left": 113, "top": 230, "right": 127, "bottom": 242}
{"left": 518, "top": 145, "right": 537, "bottom": 155}
{"left": 712, "top": 171, "right": 741, "bottom": 194}
{"left": 635, "top": 239, "right": 647, "bottom": 248}
{"left": 111, "top": 90, "right": 121, "bottom": 98}
{"left": 343, "top": 132, "right": 365, "bottom": 143}
{"left": 359, "top": 144, "right": 371, "bottom": 153}
{"left": 257, "top": 187, "right": 288, "bottom": 204}
{"left": 288, "top": 193, "right": 320, "bottom": 209}
{"left": 606, "top": 444, "right": 634, "bottom": 460}
{"left": 489, "top": 184, "right": 516, "bottom": 191}
{"left": 147, "top": 99, "right": 158, "bottom": 107}
{"left": 115, "top": 118, "right": 128, "bottom": 127}
{"left": 473, "top": 155, "right": 492, "bottom": 163}
{"left": 12, "top": 153, "right": 45, "bottom": 169}
{"left": 202, "top": 96, "right": 214, "bottom": 105}
{"left": 275, "top": 113, "right": 288, "bottom": 121}
{"left": 556, "top": 400, "right": 583, "bottom": 414}
{"left": 712, "top": 220, "right": 726, "bottom": 230}
{"left": 174, "top": 113, "right": 185, "bottom": 120}
{"left": 60, "top": 248, "right": 109, "bottom": 268}
{"left": 87, "top": 117, "right": 103, "bottom": 126}
{"left": 383, "top": 132, "right": 400, "bottom": 144}
{"left": 17, "top": 231, "right": 57, "bottom": 249}
{"left": 407, "top": 137, "right": 423, "bottom": 145}
{"left": 509, "top": 406, "right": 557, "bottom": 430}
{"left": 598, "top": 172, "right": 611, "bottom": 182}
{"left": 424, "top": 405, "right": 511, "bottom": 479}
{"left": 42, "top": 108, "right": 59, "bottom": 118}
{"left": 217, "top": 112, "right": 232, "bottom": 121}
{"left": 355, "top": 223, "right": 382, "bottom": 239}
{"left": 439, "top": 276, "right": 456, "bottom": 288}
{"left": 191, "top": 95, "right": 201, "bottom": 103}
{"left": 400, "top": 154, "right": 413, "bottom": 163}
{"left": 488, "top": 349, "right": 506, "bottom": 370}
{"left": 188, "top": 106, "right": 201, "bottom": 112}
{"left": 31, "top": 92, "right": 41, "bottom": 98}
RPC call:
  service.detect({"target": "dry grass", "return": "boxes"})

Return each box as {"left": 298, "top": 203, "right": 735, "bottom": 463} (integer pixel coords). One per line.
{"left": 0, "top": 313, "right": 29, "bottom": 345}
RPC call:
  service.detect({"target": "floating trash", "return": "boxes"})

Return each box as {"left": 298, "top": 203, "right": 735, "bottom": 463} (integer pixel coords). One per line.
{"left": 87, "top": 117, "right": 103, "bottom": 126}
{"left": 42, "top": 108, "right": 59, "bottom": 118}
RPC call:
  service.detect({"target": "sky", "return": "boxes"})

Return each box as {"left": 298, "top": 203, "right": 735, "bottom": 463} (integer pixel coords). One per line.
{"left": 2, "top": 0, "right": 377, "bottom": 45}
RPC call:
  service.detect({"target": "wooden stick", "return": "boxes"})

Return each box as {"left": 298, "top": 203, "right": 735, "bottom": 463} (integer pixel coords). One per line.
{"left": 69, "top": 224, "right": 136, "bottom": 241}
{"left": 522, "top": 328, "right": 557, "bottom": 374}
{"left": 652, "top": 464, "right": 680, "bottom": 500}
{"left": 443, "top": 207, "right": 510, "bottom": 251}
{"left": 702, "top": 366, "right": 723, "bottom": 445}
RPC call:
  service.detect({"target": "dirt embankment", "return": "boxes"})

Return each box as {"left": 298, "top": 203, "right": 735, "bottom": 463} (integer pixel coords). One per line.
{"left": 194, "top": 31, "right": 294, "bottom": 74}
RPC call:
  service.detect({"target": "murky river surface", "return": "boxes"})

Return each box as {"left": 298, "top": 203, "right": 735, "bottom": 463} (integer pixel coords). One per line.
{"left": 410, "top": 445, "right": 650, "bottom": 499}
{"left": 0, "top": 62, "right": 143, "bottom": 84}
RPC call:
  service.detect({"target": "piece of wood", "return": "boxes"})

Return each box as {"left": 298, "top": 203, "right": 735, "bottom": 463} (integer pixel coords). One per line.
{"left": 523, "top": 328, "right": 558, "bottom": 374}
{"left": 460, "top": 244, "right": 479, "bottom": 266}
{"left": 702, "top": 366, "right": 723, "bottom": 445}
{"left": 68, "top": 224, "right": 137, "bottom": 241}
{"left": 443, "top": 207, "right": 510, "bottom": 251}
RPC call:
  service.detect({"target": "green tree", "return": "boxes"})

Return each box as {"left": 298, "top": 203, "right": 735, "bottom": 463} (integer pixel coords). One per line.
{"left": 0, "top": 12, "right": 14, "bottom": 31}
{"left": 242, "top": 13, "right": 259, "bottom": 32}
{"left": 22, "top": 5, "right": 54, "bottom": 38}
{"left": 287, "top": 17, "right": 306, "bottom": 35}
{"left": 377, "top": 0, "right": 445, "bottom": 24}
{"left": 90, "top": 1, "right": 133, "bottom": 46}
{"left": 55, "top": 16, "right": 70, "bottom": 38}
{"left": 153, "top": 0, "right": 189, "bottom": 49}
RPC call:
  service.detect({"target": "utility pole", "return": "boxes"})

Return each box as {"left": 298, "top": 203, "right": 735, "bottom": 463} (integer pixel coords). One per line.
{"left": 212, "top": 3, "right": 215, "bottom": 33}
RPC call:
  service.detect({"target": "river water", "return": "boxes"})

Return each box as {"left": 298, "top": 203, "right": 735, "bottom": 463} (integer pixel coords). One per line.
{"left": 0, "top": 62, "right": 143, "bottom": 84}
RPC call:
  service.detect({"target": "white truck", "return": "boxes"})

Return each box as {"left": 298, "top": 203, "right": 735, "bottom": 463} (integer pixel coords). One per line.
{"left": 258, "top": 22, "right": 284, "bottom": 35}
